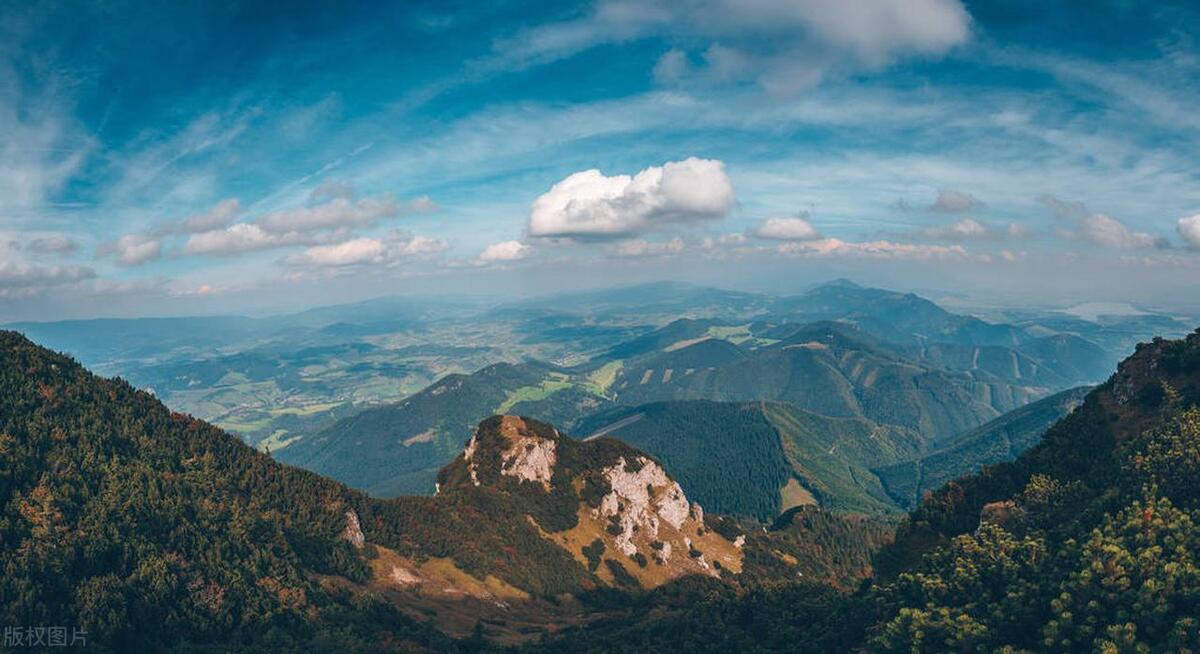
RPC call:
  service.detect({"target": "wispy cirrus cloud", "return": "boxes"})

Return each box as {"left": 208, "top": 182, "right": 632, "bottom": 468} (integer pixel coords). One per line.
{"left": 493, "top": 0, "right": 971, "bottom": 94}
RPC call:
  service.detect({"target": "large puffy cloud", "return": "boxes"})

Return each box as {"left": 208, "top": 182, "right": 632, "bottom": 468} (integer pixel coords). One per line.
{"left": 528, "top": 157, "right": 734, "bottom": 238}
{"left": 1178, "top": 214, "right": 1200, "bottom": 250}
{"left": 500, "top": 0, "right": 970, "bottom": 94}
{"left": 478, "top": 240, "right": 533, "bottom": 263}
{"left": 752, "top": 216, "right": 821, "bottom": 241}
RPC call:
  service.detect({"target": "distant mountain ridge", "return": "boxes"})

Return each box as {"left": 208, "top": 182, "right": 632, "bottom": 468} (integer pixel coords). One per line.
{"left": 277, "top": 281, "right": 1156, "bottom": 509}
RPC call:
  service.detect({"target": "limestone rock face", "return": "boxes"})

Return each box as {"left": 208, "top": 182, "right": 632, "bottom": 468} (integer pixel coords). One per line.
{"left": 341, "top": 509, "right": 365, "bottom": 549}
{"left": 594, "top": 456, "right": 692, "bottom": 556}
{"left": 440, "top": 414, "right": 746, "bottom": 590}
{"left": 463, "top": 416, "right": 558, "bottom": 490}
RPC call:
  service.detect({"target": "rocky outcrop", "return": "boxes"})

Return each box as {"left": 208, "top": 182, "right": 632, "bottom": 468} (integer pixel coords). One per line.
{"left": 439, "top": 414, "right": 745, "bottom": 590}
{"left": 594, "top": 456, "right": 694, "bottom": 557}
{"left": 341, "top": 509, "right": 365, "bottom": 549}
{"left": 462, "top": 416, "right": 558, "bottom": 489}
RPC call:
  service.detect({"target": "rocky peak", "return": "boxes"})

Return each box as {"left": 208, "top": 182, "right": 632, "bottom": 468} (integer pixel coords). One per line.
{"left": 461, "top": 415, "right": 559, "bottom": 489}
{"left": 436, "top": 414, "right": 745, "bottom": 589}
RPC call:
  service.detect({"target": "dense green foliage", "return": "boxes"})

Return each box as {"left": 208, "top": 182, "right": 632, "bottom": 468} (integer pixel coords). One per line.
{"left": 0, "top": 332, "right": 454, "bottom": 652}
{"left": 537, "top": 581, "right": 875, "bottom": 653}
{"left": 574, "top": 401, "right": 793, "bottom": 519}
{"left": 576, "top": 399, "right": 922, "bottom": 518}
{"left": 543, "top": 329, "right": 1200, "bottom": 652}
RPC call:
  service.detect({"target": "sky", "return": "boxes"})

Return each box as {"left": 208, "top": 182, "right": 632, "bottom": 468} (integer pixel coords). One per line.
{"left": 2, "top": 0, "right": 1200, "bottom": 320}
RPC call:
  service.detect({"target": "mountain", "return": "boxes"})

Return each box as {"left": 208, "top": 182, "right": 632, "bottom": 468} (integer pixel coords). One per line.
{"left": 0, "top": 331, "right": 896, "bottom": 650}
{"left": 545, "top": 328, "right": 1200, "bottom": 652}
{"left": 498, "top": 282, "right": 773, "bottom": 322}
{"left": 276, "top": 361, "right": 606, "bottom": 496}
{"left": 0, "top": 331, "right": 452, "bottom": 652}
{"left": 281, "top": 313, "right": 1086, "bottom": 506}
{"left": 861, "top": 328, "right": 1200, "bottom": 651}
{"left": 773, "top": 280, "right": 1024, "bottom": 347}
{"left": 605, "top": 321, "right": 1036, "bottom": 441}
{"left": 575, "top": 400, "right": 922, "bottom": 517}
{"left": 874, "top": 385, "right": 1091, "bottom": 508}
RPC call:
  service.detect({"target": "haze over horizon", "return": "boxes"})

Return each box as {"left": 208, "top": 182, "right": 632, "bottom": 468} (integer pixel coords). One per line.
{"left": 3, "top": 0, "right": 1200, "bottom": 321}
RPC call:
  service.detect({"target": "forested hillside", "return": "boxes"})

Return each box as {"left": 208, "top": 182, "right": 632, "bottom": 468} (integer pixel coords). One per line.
{"left": 874, "top": 385, "right": 1091, "bottom": 508}
{"left": 0, "top": 331, "right": 450, "bottom": 652}
{"left": 864, "top": 329, "right": 1200, "bottom": 650}
{"left": 576, "top": 400, "right": 922, "bottom": 517}
{"left": 543, "top": 328, "right": 1200, "bottom": 652}
{"left": 0, "top": 331, "right": 895, "bottom": 650}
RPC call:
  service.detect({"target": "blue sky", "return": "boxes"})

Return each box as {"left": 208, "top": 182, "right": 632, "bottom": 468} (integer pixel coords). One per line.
{"left": 2, "top": 0, "right": 1200, "bottom": 319}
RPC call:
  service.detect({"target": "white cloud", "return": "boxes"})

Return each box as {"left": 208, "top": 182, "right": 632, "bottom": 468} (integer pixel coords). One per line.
{"left": 0, "top": 261, "right": 94, "bottom": 289}
{"left": 498, "top": 0, "right": 970, "bottom": 94}
{"left": 778, "top": 237, "right": 974, "bottom": 260}
{"left": 291, "top": 237, "right": 384, "bottom": 267}
{"left": 702, "top": 233, "right": 749, "bottom": 250}
{"left": 1077, "top": 213, "right": 1166, "bottom": 250}
{"left": 286, "top": 231, "right": 448, "bottom": 268}
{"left": 1178, "top": 214, "right": 1200, "bottom": 250}
{"left": 257, "top": 195, "right": 431, "bottom": 233}
{"left": 752, "top": 216, "right": 821, "bottom": 241}
{"left": 528, "top": 157, "right": 735, "bottom": 238}
{"left": 653, "top": 49, "right": 691, "bottom": 84}
{"left": 111, "top": 234, "right": 163, "bottom": 266}
{"left": 930, "top": 189, "right": 982, "bottom": 213}
{"left": 23, "top": 235, "right": 78, "bottom": 255}
{"left": 180, "top": 198, "right": 241, "bottom": 233}
{"left": 1040, "top": 195, "right": 1167, "bottom": 250}
{"left": 612, "top": 237, "right": 685, "bottom": 257}
{"left": 478, "top": 240, "right": 532, "bottom": 262}
{"left": 183, "top": 224, "right": 280, "bottom": 256}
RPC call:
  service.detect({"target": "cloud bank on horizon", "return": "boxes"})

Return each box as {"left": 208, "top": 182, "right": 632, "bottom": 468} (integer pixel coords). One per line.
{"left": 1, "top": 0, "right": 1199, "bottom": 318}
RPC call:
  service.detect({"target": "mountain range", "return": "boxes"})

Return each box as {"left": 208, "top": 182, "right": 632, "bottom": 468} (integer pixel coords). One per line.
{"left": 4, "top": 312, "right": 1200, "bottom": 650}
{"left": 274, "top": 280, "right": 1144, "bottom": 513}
